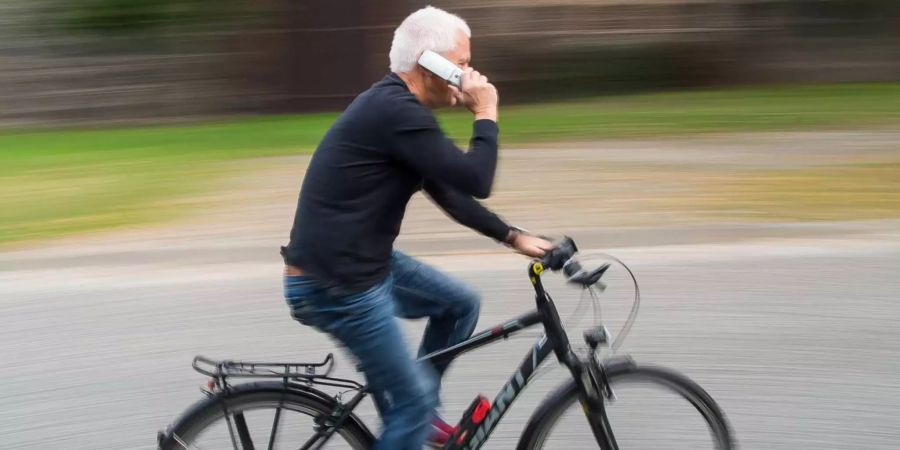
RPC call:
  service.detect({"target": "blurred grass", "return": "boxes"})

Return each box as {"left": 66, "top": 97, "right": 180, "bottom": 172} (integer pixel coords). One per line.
{"left": 440, "top": 83, "right": 900, "bottom": 142}
{"left": 2, "top": 82, "right": 899, "bottom": 245}
{"left": 695, "top": 162, "right": 900, "bottom": 221}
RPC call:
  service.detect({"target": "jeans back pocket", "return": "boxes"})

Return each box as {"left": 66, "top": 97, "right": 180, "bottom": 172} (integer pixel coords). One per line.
{"left": 284, "top": 275, "right": 324, "bottom": 327}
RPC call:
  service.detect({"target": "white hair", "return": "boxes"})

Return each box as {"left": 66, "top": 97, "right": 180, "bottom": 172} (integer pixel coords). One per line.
{"left": 389, "top": 6, "right": 471, "bottom": 73}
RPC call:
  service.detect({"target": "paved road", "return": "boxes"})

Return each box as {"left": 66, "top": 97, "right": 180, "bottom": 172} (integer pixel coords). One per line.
{"left": 2, "top": 232, "right": 899, "bottom": 449}
{"left": 3, "top": 134, "right": 898, "bottom": 448}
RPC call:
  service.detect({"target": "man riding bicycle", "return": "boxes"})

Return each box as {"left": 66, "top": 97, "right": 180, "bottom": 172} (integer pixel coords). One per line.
{"left": 281, "top": 7, "right": 552, "bottom": 450}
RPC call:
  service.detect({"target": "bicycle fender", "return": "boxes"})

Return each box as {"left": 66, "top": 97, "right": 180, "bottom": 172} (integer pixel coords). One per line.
{"left": 157, "top": 381, "right": 374, "bottom": 449}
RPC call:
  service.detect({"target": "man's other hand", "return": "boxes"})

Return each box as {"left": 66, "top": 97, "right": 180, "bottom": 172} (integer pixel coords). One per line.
{"left": 508, "top": 232, "right": 554, "bottom": 258}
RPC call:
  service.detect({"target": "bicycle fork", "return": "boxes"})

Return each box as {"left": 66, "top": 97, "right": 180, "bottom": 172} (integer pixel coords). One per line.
{"left": 576, "top": 357, "right": 619, "bottom": 450}
{"left": 565, "top": 336, "right": 633, "bottom": 450}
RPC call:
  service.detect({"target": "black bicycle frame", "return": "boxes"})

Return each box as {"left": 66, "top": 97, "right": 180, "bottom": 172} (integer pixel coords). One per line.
{"left": 419, "top": 309, "right": 552, "bottom": 449}
{"left": 303, "top": 260, "right": 617, "bottom": 450}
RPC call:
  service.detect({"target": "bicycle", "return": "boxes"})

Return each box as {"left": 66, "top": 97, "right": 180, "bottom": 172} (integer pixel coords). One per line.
{"left": 158, "top": 237, "right": 734, "bottom": 449}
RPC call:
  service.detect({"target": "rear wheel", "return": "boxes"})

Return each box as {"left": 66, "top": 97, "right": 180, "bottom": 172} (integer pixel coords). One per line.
{"left": 159, "top": 382, "right": 373, "bottom": 450}
{"left": 518, "top": 363, "right": 734, "bottom": 449}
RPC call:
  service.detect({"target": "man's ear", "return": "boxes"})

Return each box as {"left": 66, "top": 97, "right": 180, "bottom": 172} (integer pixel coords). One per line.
{"left": 420, "top": 66, "right": 441, "bottom": 84}
{"left": 413, "top": 64, "right": 429, "bottom": 79}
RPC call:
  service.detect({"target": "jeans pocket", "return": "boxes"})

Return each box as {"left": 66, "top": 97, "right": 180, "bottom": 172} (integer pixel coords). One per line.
{"left": 284, "top": 276, "right": 324, "bottom": 327}
{"left": 337, "top": 276, "right": 394, "bottom": 318}
{"left": 289, "top": 300, "right": 321, "bottom": 327}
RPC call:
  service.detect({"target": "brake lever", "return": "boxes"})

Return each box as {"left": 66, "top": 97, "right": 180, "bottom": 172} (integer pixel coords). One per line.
{"left": 566, "top": 262, "right": 611, "bottom": 288}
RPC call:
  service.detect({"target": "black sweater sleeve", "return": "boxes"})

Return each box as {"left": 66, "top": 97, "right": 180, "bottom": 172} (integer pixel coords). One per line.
{"left": 423, "top": 181, "right": 511, "bottom": 242}
{"left": 389, "top": 100, "right": 499, "bottom": 199}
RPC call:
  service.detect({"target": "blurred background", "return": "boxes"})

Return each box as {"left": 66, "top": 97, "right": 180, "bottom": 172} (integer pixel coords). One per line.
{"left": 1, "top": 1, "right": 898, "bottom": 449}
{"left": 2, "top": 0, "right": 899, "bottom": 123}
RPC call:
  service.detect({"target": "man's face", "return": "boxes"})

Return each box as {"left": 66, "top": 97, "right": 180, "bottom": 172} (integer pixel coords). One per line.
{"left": 422, "top": 32, "right": 471, "bottom": 108}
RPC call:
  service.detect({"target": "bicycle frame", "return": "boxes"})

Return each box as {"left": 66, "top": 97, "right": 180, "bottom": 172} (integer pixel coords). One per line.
{"left": 302, "top": 260, "right": 618, "bottom": 450}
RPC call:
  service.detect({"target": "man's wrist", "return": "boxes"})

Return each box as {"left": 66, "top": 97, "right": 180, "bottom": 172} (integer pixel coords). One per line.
{"left": 504, "top": 226, "right": 525, "bottom": 245}
{"left": 474, "top": 107, "right": 498, "bottom": 122}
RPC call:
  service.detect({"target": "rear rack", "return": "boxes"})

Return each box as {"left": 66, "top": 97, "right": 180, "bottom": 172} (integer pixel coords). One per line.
{"left": 192, "top": 353, "right": 364, "bottom": 391}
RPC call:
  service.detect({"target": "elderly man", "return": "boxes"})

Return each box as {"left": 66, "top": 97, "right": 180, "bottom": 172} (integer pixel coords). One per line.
{"left": 281, "top": 6, "right": 552, "bottom": 449}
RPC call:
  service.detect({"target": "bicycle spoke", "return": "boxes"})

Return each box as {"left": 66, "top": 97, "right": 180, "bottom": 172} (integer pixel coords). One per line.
{"left": 172, "top": 433, "right": 203, "bottom": 450}
{"left": 266, "top": 406, "right": 282, "bottom": 450}
{"left": 224, "top": 411, "right": 241, "bottom": 450}
{"left": 297, "top": 432, "right": 323, "bottom": 450}
{"left": 233, "top": 412, "right": 256, "bottom": 450}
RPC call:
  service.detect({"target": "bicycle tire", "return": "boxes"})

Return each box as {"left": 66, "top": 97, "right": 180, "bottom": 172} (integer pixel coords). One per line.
{"left": 158, "top": 381, "right": 374, "bottom": 450}
{"left": 517, "top": 363, "right": 735, "bottom": 450}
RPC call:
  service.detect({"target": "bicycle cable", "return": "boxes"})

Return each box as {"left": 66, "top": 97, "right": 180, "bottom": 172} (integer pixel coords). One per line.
{"left": 582, "top": 253, "right": 640, "bottom": 353}
{"left": 524, "top": 252, "right": 641, "bottom": 381}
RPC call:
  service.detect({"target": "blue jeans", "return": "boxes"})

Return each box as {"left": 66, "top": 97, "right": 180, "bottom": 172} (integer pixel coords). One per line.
{"left": 283, "top": 250, "right": 481, "bottom": 450}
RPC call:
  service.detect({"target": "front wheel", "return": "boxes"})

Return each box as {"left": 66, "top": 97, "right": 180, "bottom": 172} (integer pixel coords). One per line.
{"left": 517, "top": 362, "right": 735, "bottom": 449}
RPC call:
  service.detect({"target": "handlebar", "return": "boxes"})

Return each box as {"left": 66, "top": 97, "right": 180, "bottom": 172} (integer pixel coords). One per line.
{"left": 537, "top": 236, "right": 610, "bottom": 287}
{"left": 540, "top": 236, "right": 578, "bottom": 271}
{"left": 532, "top": 236, "right": 639, "bottom": 354}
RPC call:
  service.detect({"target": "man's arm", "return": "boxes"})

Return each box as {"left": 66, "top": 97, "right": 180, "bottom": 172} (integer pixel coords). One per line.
{"left": 392, "top": 111, "right": 498, "bottom": 199}
{"left": 423, "top": 181, "right": 554, "bottom": 257}
{"left": 390, "top": 69, "right": 500, "bottom": 199}
{"left": 423, "top": 180, "right": 509, "bottom": 242}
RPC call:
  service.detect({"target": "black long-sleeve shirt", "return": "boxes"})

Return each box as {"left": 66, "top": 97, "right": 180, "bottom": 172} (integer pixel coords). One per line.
{"left": 282, "top": 73, "right": 510, "bottom": 293}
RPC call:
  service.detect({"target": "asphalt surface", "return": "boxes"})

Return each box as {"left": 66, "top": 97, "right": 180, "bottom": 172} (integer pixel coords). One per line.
{"left": 3, "top": 133, "right": 898, "bottom": 449}
{"left": 2, "top": 231, "right": 899, "bottom": 449}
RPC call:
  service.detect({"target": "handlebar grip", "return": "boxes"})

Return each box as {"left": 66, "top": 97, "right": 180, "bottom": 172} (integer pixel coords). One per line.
{"left": 540, "top": 236, "right": 578, "bottom": 271}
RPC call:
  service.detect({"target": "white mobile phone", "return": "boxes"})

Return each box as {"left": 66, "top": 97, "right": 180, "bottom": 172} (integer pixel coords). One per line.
{"left": 418, "top": 50, "right": 463, "bottom": 88}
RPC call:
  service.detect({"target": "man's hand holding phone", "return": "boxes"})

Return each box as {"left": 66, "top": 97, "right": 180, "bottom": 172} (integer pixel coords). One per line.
{"left": 453, "top": 68, "right": 498, "bottom": 122}
{"left": 417, "top": 50, "right": 497, "bottom": 121}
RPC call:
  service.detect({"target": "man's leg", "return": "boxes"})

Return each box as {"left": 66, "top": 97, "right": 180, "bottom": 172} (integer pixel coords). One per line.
{"left": 289, "top": 276, "right": 436, "bottom": 450}
{"left": 391, "top": 250, "right": 481, "bottom": 380}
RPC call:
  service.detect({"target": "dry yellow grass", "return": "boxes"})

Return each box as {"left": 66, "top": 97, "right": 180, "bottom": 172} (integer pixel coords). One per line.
{"left": 669, "top": 162, "right": 900, "bottom": 222}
